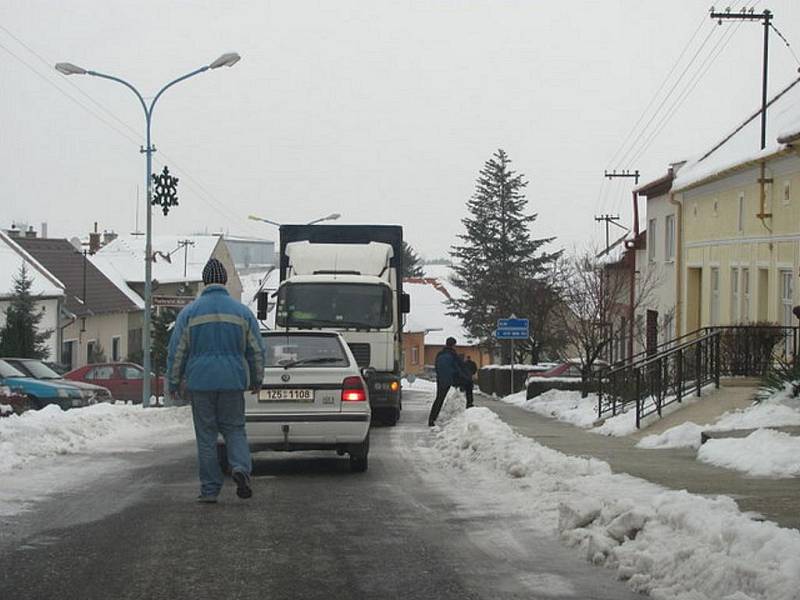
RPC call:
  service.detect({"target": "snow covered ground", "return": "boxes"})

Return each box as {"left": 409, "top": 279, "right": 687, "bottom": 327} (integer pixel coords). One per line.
{"left": 0, "top": 403, "right": 193, "bottom": 515}
{"left": 636, "top": 383, "right": 800, "bottom": 477}
{"left": 419, "top": 390, "right": 800, "bottom": 600}
{"left": 502, "top": 388, "right": 640, "bottom": 436}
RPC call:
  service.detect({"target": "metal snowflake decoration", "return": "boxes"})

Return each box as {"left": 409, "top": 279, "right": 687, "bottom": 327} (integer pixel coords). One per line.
{"left": 152, "top": 165, "right": 179, "bottom": 216}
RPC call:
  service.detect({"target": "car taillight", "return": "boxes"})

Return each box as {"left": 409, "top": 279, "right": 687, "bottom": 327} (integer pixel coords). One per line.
{"left": 342, "top": 376, "right": 367, "bottom": 402}
{"left": 389, "top": 380, "right": 400, "bottom": 392}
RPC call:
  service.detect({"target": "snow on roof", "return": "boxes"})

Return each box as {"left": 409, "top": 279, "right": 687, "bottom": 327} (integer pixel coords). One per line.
{"left": 673, "top": 78, "right": 800, "bottom": 192}
{"left": 94, "top": 234, "right": 221, "bottom": 284}
{"left": 404, "top": 278, "right": 474, "bottom": 346}
{"left": 0, "top": 232, "right": 64, "bottom": 299}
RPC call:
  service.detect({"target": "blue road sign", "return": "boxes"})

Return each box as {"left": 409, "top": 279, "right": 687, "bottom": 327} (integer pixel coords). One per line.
{"left": 495, "top": 329, "right": 528, "bottom": 340}
{"left": 498, "top": 318, "right": 529, "bottom": 330}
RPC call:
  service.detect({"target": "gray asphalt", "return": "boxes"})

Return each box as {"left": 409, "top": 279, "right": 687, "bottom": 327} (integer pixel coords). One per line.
{"left": 0, "top": 389, "right": 639, "bottom": 600}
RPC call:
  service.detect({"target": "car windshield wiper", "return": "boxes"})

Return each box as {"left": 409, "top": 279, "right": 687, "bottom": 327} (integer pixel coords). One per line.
{"left": 281, "top": 357, "right": 344, "bottom": 369}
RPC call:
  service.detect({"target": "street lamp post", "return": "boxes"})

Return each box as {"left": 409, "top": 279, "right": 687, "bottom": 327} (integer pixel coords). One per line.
{"left": 56, "top": 53, "right": 241, "bottom": 406}
{"left": 248, "top": 213, "right": 341, "bottom": 226}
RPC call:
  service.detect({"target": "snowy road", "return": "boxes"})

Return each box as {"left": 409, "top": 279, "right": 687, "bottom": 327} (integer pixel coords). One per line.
{"left": 0, "top": 388, "right": 640, "bottom": 600}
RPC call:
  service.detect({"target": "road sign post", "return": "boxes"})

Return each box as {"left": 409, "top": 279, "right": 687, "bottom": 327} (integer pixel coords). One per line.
{"left": 494, "top": 316, "right": 530, "bottom": 394}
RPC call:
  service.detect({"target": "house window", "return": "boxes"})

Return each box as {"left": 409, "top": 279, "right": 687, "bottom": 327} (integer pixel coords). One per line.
{"left": 781, "top": 270, "right": 794, "bottom": 356}
{"left": 111, "top": 336, "right": 121, "bottom": 362}
{"left": 61, "top": 340, "right": 76, "bottom": 370}
{"left": 731, "top": 268, "right": 739, "bottom": 323}
{"left": 665, "top": 214, "right": 675, "bottom": 262}
{"left": 411, "top": 345, "right": 419, "bottom": 365}
{"left": 737, "top": 193, "right": 744, "bottom": 232}
{"left": 784, "top": 181, "right": 791, "bottom": 206}
{"left": 742, "top": 268, "right": 750, "bottom": 323}
{"left": 648, "top": 219, "right": 656, "bottom": 262}
{"left": 87, "top": 340, "right": 98, "bottom": 364}
{"left": 710, "top": 268, "right": 720, "bottom": 326}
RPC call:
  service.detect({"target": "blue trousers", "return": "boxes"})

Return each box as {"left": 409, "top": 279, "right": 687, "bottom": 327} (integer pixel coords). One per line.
{"left": 190, "top": 390, "right": 251, "bottom": 497}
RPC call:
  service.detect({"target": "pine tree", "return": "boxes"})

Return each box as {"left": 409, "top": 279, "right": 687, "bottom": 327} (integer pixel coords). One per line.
{"left": 449, "top": 149, "right": 561, "bottom": 361}
{"left": 0, "top": 264, "right": 52, "bottom": 359}
{"left": 402, "top": 242, "right": 425, "bottom": 278}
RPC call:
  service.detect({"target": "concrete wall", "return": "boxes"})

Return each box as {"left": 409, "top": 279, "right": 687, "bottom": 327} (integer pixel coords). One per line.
{"left": 0, "top": 296, "right": 61, "bottom": 360}
{"left": 678, "top": 153, "right": 800, "bottom": 335}
{"left": 62, "top": 311, "right": 138, "bottom": 369}
{"left": 639, "top": 192, "right": 678, "bottom": 348}
{"left": 402, "top": 331, "right": 426, "bottom": 376}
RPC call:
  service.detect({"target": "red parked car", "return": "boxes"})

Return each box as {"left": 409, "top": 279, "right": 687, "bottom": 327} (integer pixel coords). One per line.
{"left": 64, "top": 362, "right": 167, "bottom": 404}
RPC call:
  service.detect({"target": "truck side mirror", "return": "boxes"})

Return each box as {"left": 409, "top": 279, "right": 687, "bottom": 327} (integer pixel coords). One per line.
{"left": 257, "top": 291, "right": 269, "bottom": 320}
{"left": 400, "top": 293, "right": 411, "bottom": 314}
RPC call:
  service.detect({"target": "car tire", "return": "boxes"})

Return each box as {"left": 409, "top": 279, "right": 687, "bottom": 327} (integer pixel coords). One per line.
{"left": 349, "top": 434, "right": 369, "bottom": 473}
{"left": 217, "top": 443, "right": 231, "bottom": 475}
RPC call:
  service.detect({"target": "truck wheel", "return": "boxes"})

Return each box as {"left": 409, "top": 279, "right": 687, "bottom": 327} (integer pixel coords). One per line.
{"left": 217, "top": 443, "right": 231, "bottom": 475}
{"left": 349, "top": 435, "right": 369, "bottom": 472}
{"left": 383, "top": 408, "right": 399, "bottom": 426}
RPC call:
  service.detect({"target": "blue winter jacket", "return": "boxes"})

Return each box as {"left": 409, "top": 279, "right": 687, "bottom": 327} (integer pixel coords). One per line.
{"left": 166, "top": 285, "right": 266, "bottom": 393}
{"left": 435, "top": 347, "right": 471, "bottom": 387}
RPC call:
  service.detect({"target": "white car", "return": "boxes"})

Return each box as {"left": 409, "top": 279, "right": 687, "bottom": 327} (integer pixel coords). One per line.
{"left": 220, "top": 330, "right": 371, "bottom": 472}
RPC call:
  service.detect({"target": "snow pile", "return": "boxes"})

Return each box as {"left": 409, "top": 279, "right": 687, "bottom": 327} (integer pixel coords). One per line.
{"left": 431, "top": 404, "right": 800, "bottom": 600}
{"left": 502, "top": 389, "right": 639, "bottom": 436}
{"left": 401, "top": 376, "right": 437, "bottom": 392}
{"left": 636, "top": 422, "right": 705, "bottom": 450}
{"left": 0, "top": 403, "right": 192, "bottom": 473}
{"left": 698, "top": 429, "right": 800, "bottom": 478}
{"left": 636, "top": 387, "right": 800, "bottom": 475}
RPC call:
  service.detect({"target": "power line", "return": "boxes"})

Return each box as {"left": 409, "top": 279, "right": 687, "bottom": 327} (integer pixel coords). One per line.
{"left": 770, "top": 22, "right": 800, "bottom": 67}
{"left": 629, "top": 12, "right": 748, "bottom": 165}
{"left": 605, "top": 12, "right": 709, "bottom": 170}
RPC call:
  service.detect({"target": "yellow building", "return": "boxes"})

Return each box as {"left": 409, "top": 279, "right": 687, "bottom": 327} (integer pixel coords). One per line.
{"left": 671, "top": 89, "right": 800, "bottom": 340}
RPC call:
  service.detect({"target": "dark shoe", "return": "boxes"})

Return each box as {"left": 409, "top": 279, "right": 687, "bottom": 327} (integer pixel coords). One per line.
{"left": 196, "top": 495, "right": 218, "bottom": 504}
{"left": 428, "top": 420, "right": 435, "bottom": 427}
{"left": 466, "top": 403, "right": 474, "bottom": 409}
{"left": 232, "top": 469, "right": 253, "bottom": 499}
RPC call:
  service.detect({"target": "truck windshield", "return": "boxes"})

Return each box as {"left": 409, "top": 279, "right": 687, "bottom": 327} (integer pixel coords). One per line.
{"left": 277, "top": 283, "right": 393, "bottom": 329}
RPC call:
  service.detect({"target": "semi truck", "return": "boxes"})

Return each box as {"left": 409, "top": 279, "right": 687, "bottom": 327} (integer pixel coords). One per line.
{"left": 258, "top": 224, "right": 410, "bottom": 425}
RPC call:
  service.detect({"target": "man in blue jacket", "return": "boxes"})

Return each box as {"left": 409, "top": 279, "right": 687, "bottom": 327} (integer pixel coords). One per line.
{"left": 428, "top": 337, "right": 474, "bottom": 426}
{"left": 167, "top": 258, "right": 266, "bottom": 503}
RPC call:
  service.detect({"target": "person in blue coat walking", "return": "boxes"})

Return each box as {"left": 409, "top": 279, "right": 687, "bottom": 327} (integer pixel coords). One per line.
{"left": 167, "top": 258, "right": 266, "bottom": 503}
{"left": 428, "top": 337, "right": 474, "bottom": 426}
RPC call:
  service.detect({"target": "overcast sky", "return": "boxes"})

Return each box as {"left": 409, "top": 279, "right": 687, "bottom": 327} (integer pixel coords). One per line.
{"left": 2, "top": 0, "right": 800, "bottom": 259}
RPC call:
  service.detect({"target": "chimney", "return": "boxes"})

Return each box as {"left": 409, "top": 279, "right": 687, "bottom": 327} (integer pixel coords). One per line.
{"left": 25, "top": 226, "right": 37, "bottom": 239}
{"left": 102, "top": 230, "right": 118, "bottom": 246}
{"left": 7, "top": 224, "right": 20, "bottom": 238}
{"left": 41, "top": 222, "right": 48, "bottom": 239}
{"left": 89, "top": 232, "right": 101, "bottom": 254}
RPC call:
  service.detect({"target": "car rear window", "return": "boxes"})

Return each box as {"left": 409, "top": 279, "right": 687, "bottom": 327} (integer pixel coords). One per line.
{"left": 263, "top": 334, "right": 349, "bottom": 368}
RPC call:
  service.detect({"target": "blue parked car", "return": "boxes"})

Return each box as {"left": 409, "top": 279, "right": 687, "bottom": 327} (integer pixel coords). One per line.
{"left": 0, "top": 359, "right": 88, "bottom": 410}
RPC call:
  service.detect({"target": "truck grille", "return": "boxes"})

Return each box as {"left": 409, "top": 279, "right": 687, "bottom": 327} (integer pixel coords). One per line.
{"left": 348, "top": 343, "right": 371, "bottom": 367}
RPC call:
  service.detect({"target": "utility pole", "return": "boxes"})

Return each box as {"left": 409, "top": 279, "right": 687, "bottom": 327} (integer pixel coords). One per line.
{"left": 177, "top": 239, "right": 195, "bottom": 278}
{"left": 710, "top": 7, "right": 773, "bottom": 150}
{"left": 604, "top": 170, "right": 641, "bottom": 236}
{"left": 594, "top": 214, "right": 621, "bottom": 252}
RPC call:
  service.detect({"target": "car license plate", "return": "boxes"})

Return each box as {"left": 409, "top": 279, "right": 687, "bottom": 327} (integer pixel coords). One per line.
{"left": 259, "top": 388, "right": 314, "bottom": 402}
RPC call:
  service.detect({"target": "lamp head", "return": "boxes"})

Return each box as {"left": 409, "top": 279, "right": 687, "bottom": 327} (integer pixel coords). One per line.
{"left": 55, "top": 62, "right": 87, "bottom": 75}
{"left": 209, "top": 53, "right": 241, "bottom": 69}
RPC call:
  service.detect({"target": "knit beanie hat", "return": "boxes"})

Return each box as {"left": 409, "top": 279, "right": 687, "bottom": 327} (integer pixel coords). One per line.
{"left": 202, "top": 258, "right": 228, "bottom": 285}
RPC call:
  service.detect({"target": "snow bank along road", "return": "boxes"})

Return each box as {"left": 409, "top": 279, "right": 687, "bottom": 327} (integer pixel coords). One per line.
{"left": 0, "top": 390, "right": 640, "bottom": 600}
{"left": 2, "top": 386, "right": 799, "bottom": 599}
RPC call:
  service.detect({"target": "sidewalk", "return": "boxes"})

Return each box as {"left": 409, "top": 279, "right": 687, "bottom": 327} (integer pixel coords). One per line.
{"left": 477, "top": 394, "right": 800, "bottom": 530}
